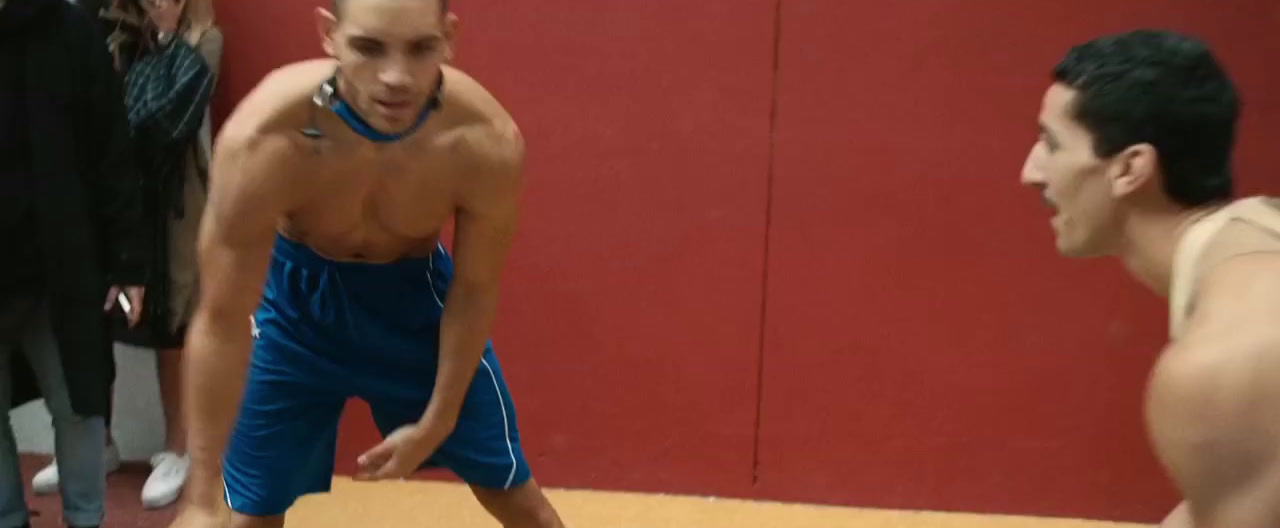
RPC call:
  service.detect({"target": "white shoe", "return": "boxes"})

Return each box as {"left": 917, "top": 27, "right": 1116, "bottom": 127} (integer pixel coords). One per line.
{"left": 31, "top": 443, "right": 121, "bottom": 495}
{"left": 141, "top": 451, "right": 190, "bottom": 509}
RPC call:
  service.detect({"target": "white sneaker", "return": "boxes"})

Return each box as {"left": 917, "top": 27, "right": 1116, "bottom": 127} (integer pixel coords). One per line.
{"left": 31, "top": 443, "right": 121, "bottom": 495}
{"left": 141, "top": 451, "right": 190, "bottom": 509}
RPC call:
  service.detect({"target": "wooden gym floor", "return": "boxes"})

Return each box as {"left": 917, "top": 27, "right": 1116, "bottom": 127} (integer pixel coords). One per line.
{"left": 18, "top": 455, "right": 1146, "bottom": 528}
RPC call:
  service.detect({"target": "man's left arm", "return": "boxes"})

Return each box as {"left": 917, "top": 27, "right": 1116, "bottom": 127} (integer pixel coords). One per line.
{"left": 423, "top": 123, "right": 527, "bottom": 432}
{"left": 1148, "top": 254, "right": 1280, "bottom": 528}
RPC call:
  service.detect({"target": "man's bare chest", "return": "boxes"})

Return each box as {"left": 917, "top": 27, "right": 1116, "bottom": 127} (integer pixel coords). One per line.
{"left": 284, "top": 145, "right": 461, "bottom": 258}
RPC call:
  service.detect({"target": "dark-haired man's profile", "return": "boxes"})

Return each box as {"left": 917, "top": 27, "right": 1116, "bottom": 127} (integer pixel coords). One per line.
{"left": 1022, "top": 29, "right": 1280, "bottom": 528}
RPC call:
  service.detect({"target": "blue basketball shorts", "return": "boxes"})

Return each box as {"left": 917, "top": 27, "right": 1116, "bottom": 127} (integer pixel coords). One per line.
{"left": 221, "top": 234, "right": 531, "bottom": 516}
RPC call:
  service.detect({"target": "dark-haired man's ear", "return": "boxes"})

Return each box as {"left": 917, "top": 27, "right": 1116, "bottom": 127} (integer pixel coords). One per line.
{"left": 315, "top": 7, "right": 338, "bottom": 57}
{"left": 1108, "top": 143, "right": 1159, "bottom": 199}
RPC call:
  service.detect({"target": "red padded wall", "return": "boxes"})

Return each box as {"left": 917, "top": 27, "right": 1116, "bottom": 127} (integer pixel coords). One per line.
{"left": 757, "top": 0, "right": 1280, "bottom": 523}
{"left": 208, "top": 0, "right": 1279, "bottom": 522}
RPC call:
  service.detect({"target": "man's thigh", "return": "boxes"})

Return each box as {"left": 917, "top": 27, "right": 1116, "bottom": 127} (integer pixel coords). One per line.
{"left": 222, "top": 340, "right": 349, "bottom": 518}
{"left": 366, "top": 351, "right": 532, "bottom": 491}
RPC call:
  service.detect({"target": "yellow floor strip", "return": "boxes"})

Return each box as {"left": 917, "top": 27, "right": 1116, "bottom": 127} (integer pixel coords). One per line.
{"left": 284, "top": 477, "right": 1148, "bottom": 527}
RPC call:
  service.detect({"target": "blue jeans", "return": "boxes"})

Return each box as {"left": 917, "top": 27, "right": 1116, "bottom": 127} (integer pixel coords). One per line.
{"left": 0, "top": 296, "right": 105, "bottom": 528}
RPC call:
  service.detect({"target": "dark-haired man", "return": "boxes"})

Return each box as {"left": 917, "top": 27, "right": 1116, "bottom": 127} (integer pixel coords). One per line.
{"left": 167, "top": 0, "right": 563, "bottom": 527}
{"left": 1021, "top": 29, "right": 1280, "bottom": 528}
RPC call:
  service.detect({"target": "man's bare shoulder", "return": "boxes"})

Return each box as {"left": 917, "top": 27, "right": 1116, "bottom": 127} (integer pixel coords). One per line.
{"left": 1150, "top": 253, "right": 1280, "bottom": 454}
{"left": 217, "top": 59, "right": 338, "bottom": 146}
{"left": 439, "top": 65, "right": 517, "bottom": 125}
{"left": 446, "top": 120, "right": 525, "bottom": 178}
{"left": 1186, "top": 252, "right": 1280, "bottom": 342}
{"left": 211, "top": 60, "right": 342, "bottom": 187}
{"left": 435, "top": 67, "right": 525, "bottom": 183}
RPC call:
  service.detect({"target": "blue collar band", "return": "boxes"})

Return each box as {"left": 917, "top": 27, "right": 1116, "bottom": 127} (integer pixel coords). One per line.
{"left": 317, "top": 73, "right": 444, "bottom": 143}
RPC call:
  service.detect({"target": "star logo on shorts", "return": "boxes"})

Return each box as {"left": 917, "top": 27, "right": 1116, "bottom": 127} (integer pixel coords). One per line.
{"left": 250, "top": 315, "right": 261, "bottom": 339}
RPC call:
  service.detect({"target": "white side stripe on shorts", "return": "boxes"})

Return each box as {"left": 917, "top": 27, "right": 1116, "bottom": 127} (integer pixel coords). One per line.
{"left": 481, "top": 357, "right": 519, "bottom": 489}
{"left": 223, "top": 475, "right": 233, "bottom": 510}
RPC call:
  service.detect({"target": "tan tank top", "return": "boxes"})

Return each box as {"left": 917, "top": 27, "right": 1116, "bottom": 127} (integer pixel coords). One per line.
{"left": 1169, "top": 196, "right": 1280, "bottom": 339}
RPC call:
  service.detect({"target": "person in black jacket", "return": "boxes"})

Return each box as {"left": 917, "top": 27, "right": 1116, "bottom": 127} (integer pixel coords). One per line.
{"left": 26, "top": 0, "right": 149, "bottom": 499}
{"left": 0, "top": 0, "right": 150, "bottom": 527}
{"left": 32, "top": 0, "right": 221, "bottom": 512}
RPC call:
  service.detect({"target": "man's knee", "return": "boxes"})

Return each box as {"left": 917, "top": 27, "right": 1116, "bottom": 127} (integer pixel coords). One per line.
{"left": 230, "top": 512, "right": 286, "bottom": 528}
{"left": 471, "top": 480, "right": 563, "bottom": 528}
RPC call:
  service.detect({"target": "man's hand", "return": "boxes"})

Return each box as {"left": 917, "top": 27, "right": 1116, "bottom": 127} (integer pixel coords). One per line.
{"left": 105, "top": 285, "right": 146, "bottom": 327}
{"left": 354, "top": 420, "right": 454, "bottom": 481}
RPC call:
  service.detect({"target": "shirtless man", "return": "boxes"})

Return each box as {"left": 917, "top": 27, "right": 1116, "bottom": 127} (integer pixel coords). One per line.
{"left": 1021, "top": 29, "right": 1280, "bottom": 528}
{"left": 167, "top": 0, "right": 564, "bottom": 527}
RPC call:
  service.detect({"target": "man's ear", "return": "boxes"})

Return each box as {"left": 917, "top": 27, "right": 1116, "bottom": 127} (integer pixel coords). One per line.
{"left": 315, "top": 6, "right": 339, "bottom": 56}
{"left": 443, "top": 12, "right": 459, "bottom": 62}
{"left": 1108, "top": 143, "right": 1160, "bottom": 199}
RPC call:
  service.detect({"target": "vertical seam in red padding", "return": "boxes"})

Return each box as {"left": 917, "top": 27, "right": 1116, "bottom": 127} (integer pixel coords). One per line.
{"left": 752, "top": 0, "right": 786, "bottom": 488}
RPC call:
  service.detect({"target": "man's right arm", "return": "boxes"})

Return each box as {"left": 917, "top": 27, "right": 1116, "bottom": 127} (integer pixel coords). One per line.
{"left": 183, "top": 130, "right": 296, "bottom": 509}
{"left": 1147, "top": 254, "right": 1280, "bottom": 528}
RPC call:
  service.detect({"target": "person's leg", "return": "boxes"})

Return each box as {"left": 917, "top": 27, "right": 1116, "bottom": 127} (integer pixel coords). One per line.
{"left": 21, "top": 298, "right": 106, "bottom": 528}
{"left": 141, "top": 346, "right": 188, "bottom": 508}
{"left": 158, "top": 171, "right": 200, "bottom": 460}
{"left": 367, "top": 349, "right": 563, "bottom": 528}
{"left": 156, "top": 347, "right": 186, "bottom": 454}
{"left": 0, "top": 299, "right": 33, "bottom": 528}
{"left": 104, "top": 389, "right": 116, "bottom": 447}
{"left": 30, "top": 355, "right": 118, "bottom": 496}
{"left": 103, "top": 391, "right": 117, "bottom": 460}
{"left": 460, "top": 356, "right": 564, "bottom": 528}
{"left": 228, "top": 513, "right": 286, "bottom": 528}
{"left": 144, "top": 169, "right": 202, "bottom": 507}
{"left": 405, "top": 244, "right": 563, "bottom": 526}
{"left": 220, "top": 344, "right": 346, "bottom": 525}
{"left": 470, "top": 479, "right": 564, "bottom": 528}
{"left": 29, "top": 433, "right": 118, "bottom": 496}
